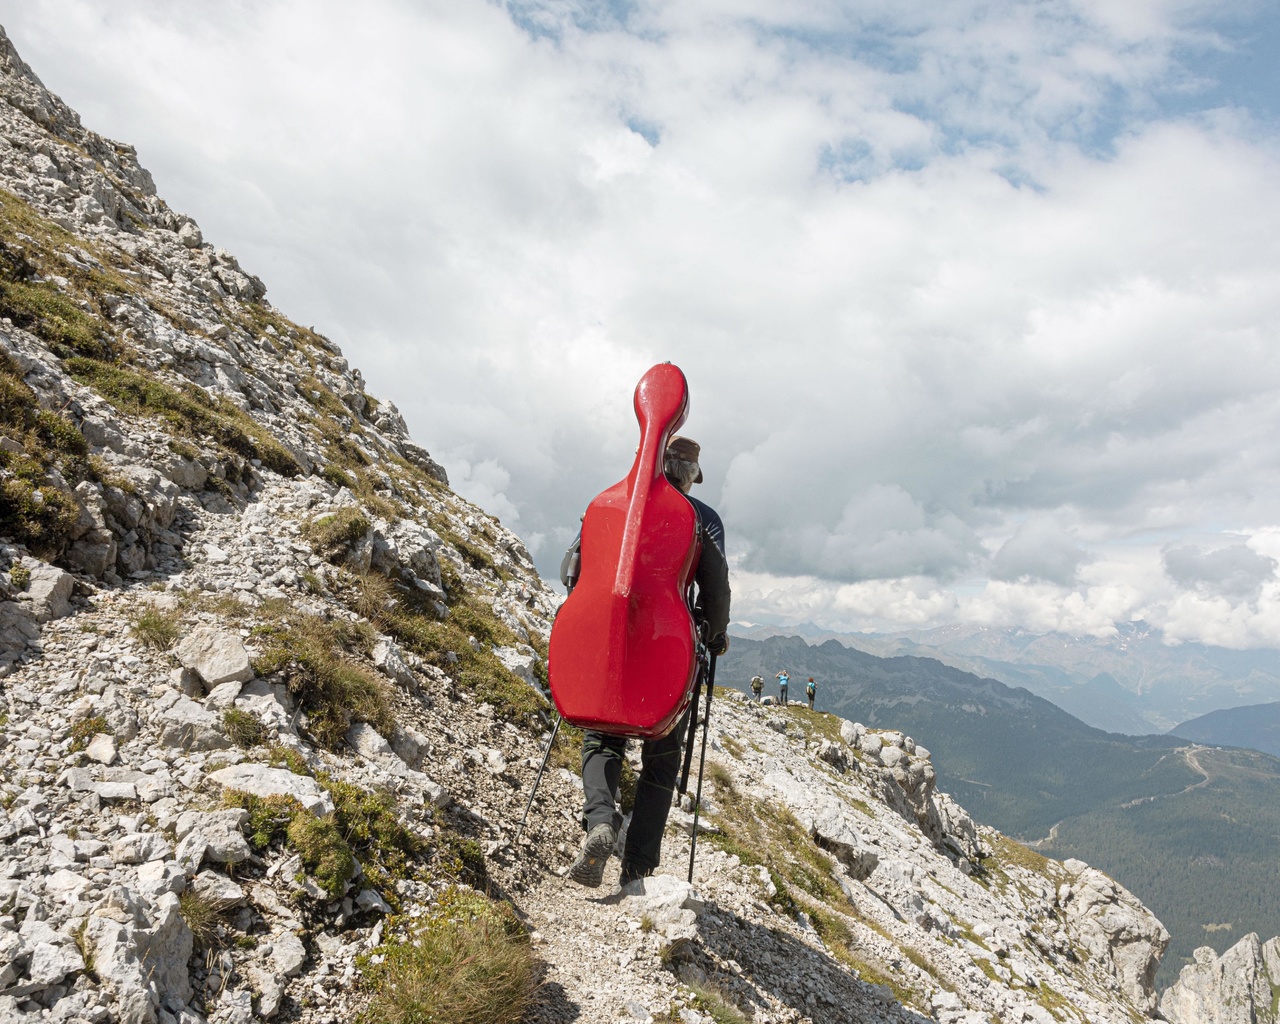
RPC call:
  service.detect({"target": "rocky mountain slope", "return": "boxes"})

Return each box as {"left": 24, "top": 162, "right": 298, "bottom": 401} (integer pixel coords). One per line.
{"left": 1159, "top": 932, "right": 1280, "bottom": 1024}
{"left": 0, "top": 23, "right": 1268, "bottom": 1024}
{"left": 719, "top": 634, "right": 1280, "bottom": 988}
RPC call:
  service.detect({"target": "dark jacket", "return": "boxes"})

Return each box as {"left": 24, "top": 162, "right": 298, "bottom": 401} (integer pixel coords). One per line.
{"left": 560, "top": 484, "right": 731, "bottom": 651}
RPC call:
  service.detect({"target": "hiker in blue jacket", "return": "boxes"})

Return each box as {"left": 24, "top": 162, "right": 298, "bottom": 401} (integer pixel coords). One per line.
{"left": 777, "top": 669, "right": 789, "bottom": 705}
{"left": 563, "top": 436, "right": 731, "bottom": 888}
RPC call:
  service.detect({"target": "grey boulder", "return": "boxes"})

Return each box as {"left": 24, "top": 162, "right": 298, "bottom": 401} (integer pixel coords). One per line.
{"left": 174, "top": 626, "right": 254, "bottom": 687}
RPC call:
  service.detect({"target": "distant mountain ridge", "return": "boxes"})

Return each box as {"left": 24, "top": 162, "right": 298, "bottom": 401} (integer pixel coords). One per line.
{"left": 731, "top": 620, "right": 1280, "bottom": 734}
{"left": 718, "top": 634, "right": 1280, "bottom": 987}
{"left": 1171, "top": 700, "right": 1280, "bottom": 757}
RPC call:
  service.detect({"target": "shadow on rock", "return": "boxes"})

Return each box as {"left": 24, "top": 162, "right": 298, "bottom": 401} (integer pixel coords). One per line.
{"left": 674, "top": 896, "right": 934, "bottom": 1024}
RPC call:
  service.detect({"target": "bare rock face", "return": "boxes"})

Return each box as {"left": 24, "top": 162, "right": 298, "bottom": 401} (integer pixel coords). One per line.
{"left": 1058, "top": 860, "right": 1171, "bottom": 1014}
{"left": 158, "top": 697, "right": 232, "bottom": 751}
{"left": 16, "top": 562, "right": 73, "bottom": 622}
{"left": 1160, "top": 932, "right": 1280, "bottom": 1024}
{"left": 0, "top": 600, "right": 38, "bottom": 674}
{"left": 83, "top": 887, "right": 193, "bottom": 1024}
{"left": 763, "top": 770, "right": 879, "bottom": 879}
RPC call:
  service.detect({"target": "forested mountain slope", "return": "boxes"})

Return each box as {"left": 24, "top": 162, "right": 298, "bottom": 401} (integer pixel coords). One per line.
{"left": 1170, "top": 700, "right": 1280, "bottom": 757}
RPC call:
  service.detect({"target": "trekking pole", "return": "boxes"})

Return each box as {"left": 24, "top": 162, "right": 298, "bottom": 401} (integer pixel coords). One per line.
{"left": 686, "top": 653, "right": 718, "bottom": 884}
{"left": 516, "top": 715, "right": 561, "bottom": 843}
{"left": 677, "top": 648, "right": 707, "bottom": 797}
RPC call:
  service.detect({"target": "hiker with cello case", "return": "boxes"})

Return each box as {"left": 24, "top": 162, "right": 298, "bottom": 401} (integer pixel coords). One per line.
{"left": 519, "top": 363, "right": 730, "bottom": 888}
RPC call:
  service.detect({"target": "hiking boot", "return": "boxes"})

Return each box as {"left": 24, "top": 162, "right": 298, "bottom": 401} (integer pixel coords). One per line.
{"left": 619, "top": 861, "right": 651, "bottom": 888}
{"left": 568, "top": 823, "right": 617, "bottom": 888}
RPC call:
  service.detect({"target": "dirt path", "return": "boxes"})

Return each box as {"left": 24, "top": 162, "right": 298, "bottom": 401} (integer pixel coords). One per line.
{"left": 1120, "top": 745, "right": 1212, "bottom": 809}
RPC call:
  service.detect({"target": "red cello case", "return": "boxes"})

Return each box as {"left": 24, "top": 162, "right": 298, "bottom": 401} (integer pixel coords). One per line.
{"left": 548, "top": 363, "right": 701, "bottom": 739}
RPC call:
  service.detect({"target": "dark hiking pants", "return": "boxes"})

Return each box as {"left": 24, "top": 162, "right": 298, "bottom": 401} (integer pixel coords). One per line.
{"left": 581, "top": 709, "right": 689, "bottom": 875}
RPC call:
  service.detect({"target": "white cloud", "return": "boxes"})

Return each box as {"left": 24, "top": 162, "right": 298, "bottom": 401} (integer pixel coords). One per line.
{"left": 989, "top": 517, "right": 1090, "bottom": 585}
{"left": 1162, "top": 541, "right": 1278, "bottom": 600}
{"left": 4, "top": 0, "right": 1280, "bottom": 647}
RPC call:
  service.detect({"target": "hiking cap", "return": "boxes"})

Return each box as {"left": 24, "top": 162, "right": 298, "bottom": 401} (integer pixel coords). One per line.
{"left": 666, "top": 436, "right": 703, "bottom": 484}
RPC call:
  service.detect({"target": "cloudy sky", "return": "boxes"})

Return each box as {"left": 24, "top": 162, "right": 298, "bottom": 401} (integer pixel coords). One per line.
{"left": 3, "top": 0, "right": 1280, "bottom": 647}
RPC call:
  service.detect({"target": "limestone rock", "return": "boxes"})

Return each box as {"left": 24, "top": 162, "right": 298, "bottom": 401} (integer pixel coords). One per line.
{"left": 191, "top": 870, "right": 245, "bottom": 908}
{"left": 619, "top": 874, "right": 703, "bottom": 939}
{"left": 208, "top": 763, "right": 334, "bottom": 816}
{"left": 1059, "top": 862, "right": 1170, "bottom": 1014}
{"left": 174, "top": 626, "right": 254, "bottom": 687}
{"left": 83, "top": 731, "right": 117, "bottom": 764}
{"left": 85, "top": 888, "right": 193, "bottom": 1024}
{"left": 389, "top": 723, "right": 430, "bottom": 767}
{"left": 371, "top": 636, "right": 418, "bottom": 688}
{"left": 158, "top": 697, "right": 231, "bottom": 750}
{"left": 494, "top": 644, "right": 539, "bottom": 688}
{"left": 270, "top": 931, "right": 307, "bottom": 977}
{"left": 248, "top": 963, "right": 285, "bottom": 1019}
{"left": 763, "top": 770, "right": 878, "bottom": 879}
{"left": 0, "top": 600, "right": 38, "bottom": 670}
{"left": 1160, "top": 933, "right": 1280, "bottom": 1024}
{"left": 204, "top": 678, "right": 245, "bottom": 710}
{"left": 19, "top": 562, "right": 74, "bottom": 622}
{"left": 111, "top": 832, "right": 172, "bottom": 865}
{"left": 347, "top": 720, "right": 392, "bottom": 759}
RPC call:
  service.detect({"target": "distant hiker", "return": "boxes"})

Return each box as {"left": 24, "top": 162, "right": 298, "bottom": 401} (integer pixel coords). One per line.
{"left": 564, "top": 435, "right": 731, "bottom": 888}
{"left": 806, "top": 676, "right": 816, "bottom": 710}
{"left": 750, "top": 675, "right": 763, "bottom": 701}
{"left": 777, "top": 669, "right": 789, "bottom": 705}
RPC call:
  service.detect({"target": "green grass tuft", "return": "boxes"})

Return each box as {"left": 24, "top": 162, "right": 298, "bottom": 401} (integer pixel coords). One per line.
{"left": 250, "top": 609, "right": 390, "bottom": 750}
{"left": 179, "top": 889, "right": 228, "bottom": 949}
{"left": 63, "top": 356, "right": 300, "bottom": 476}
{"left": 222, "top": 708, "right": 265, "bottom": 748}
{"left": 357, "top": 887, "right": 534, "bottom": 1024}
{"left": 68, "top": 716, "right": 110, "bottom": 753}
{"left": 303, "top": 507, "right": 371, "bottom": 560}
{"left": 128, "top": 604, "right": 182, "bottom": 650}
